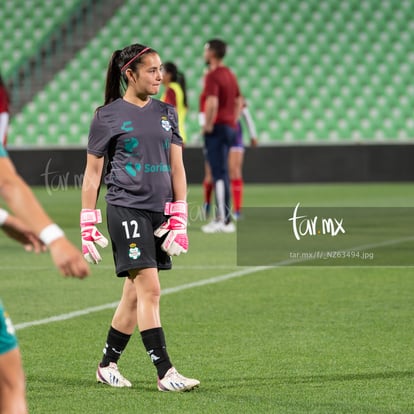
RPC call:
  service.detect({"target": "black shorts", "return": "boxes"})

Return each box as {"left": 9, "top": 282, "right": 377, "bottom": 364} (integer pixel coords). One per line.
{"left": 106, "top": 204, "right": 172, "bottom": 277}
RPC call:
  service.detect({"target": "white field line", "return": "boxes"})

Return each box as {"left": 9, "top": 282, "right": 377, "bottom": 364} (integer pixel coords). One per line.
{"left": 13, "top": 236, "right": 414, "bottom": 331}
{"left": 14, "top": 265, "right": 271, "bottom": 331}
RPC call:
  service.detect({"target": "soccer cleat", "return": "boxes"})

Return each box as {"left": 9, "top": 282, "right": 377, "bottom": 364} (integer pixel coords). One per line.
{"left": 96, "top": 362, "right": 132, "bottom": 388}
{"left": 201, "top": 220, "right": 236, "bottom": 234}
{"left": 223, "top": 221, "right": 236, "bottom": 233}
{"left": 157, "top": 367, "right": 200, "bottom": 392}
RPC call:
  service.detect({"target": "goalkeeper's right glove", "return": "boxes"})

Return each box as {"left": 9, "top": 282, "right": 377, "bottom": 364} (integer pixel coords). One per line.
{"left": 80, "top": 209, "right": 108, "bottom": 264}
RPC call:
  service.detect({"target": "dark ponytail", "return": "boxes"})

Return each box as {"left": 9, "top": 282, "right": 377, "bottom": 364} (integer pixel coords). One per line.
{"left": 163, "top": 62, "right": 188, "bottom": 109}
{"left": 104, "top": 50, "right": 123, "bottom": 106}
{"left": 101, "top": 44, "right": 156, "bottom": 108}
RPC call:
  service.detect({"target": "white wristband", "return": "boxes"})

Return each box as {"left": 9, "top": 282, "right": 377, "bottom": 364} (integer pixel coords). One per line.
{"left": 0, "top": 208, "right": 9, "bottom": 226}
{"left": 39, "top": 223, "right": 65, "bottom": 245}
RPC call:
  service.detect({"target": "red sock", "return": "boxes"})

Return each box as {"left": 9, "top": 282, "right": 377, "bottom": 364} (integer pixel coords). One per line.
{"left": 203, "top": 180, "right": 213, "bottom": 205}
{"left": 231, "top": 178, "right": 243, "bottom": 214}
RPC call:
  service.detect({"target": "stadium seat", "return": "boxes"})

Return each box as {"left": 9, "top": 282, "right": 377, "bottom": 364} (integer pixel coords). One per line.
{"left": 1, "top": 0, "right": 83, "bottom": 80}
{"left": 7, "top": 0, "right": 414, "bottom": 146}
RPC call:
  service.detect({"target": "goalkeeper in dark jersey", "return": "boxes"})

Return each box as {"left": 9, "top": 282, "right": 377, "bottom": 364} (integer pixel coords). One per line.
{"left": 81, "top": 43, "right": 199, "bottom": 391}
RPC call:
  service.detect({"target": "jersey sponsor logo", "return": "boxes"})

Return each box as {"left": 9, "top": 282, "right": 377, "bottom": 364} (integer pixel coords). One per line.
{"left": 161, "top": 116, "right": 172, "bottom": 131}
{"left": 125, "top": 162, "right": 141, "bottom": 176}
{"left": 144, "top": 163, "right": 171, "bottom": 173}
{"left": 121, "top": 121, "right": 134, "bottom": 132}
{"left": 124, "top": 137, "right": 139, "bottom": 154}
{"left": 124, "top": 162, "right": 171, "bottom": 176}
{"left": 128, "top": 243, "right": 141, "bottom": 260}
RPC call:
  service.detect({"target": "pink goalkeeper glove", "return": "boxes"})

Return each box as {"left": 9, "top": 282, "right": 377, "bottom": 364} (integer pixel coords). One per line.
{"left": 154, "top": 201, "right": 188, "bottom": 256}
{"left": 80, "top": 209, "right": 109, "bottom": 264}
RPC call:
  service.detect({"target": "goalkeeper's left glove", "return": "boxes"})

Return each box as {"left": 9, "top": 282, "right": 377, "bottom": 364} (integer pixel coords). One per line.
{"left": 154, "top": 201, "right": 188, "bottom": 256}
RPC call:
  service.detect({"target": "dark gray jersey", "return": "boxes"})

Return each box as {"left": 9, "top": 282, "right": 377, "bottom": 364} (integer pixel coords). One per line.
{"left": 87, "top": 98, "right": 183, "bottom": 211}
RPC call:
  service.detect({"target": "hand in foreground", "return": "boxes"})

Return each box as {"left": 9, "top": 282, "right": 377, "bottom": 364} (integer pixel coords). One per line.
{"left": 2, "top": 214, "right": 46, "bottom": 253}
{"left": 49, "top": 237, "right": 90, "bottom": 278}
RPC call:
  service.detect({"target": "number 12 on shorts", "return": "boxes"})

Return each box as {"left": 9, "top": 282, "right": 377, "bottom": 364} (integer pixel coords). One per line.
{"left": 122, "top": 220, "right": 140, "bottom": 239}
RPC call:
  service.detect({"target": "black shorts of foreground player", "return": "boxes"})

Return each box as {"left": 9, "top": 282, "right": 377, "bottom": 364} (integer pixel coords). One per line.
{"left": 81, "top": 43, "right": 199, "bottom": 391}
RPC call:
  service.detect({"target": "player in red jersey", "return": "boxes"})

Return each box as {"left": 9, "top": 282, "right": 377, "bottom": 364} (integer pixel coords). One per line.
{"left": 200, "top": 39, "right": 243, "bottom": 233}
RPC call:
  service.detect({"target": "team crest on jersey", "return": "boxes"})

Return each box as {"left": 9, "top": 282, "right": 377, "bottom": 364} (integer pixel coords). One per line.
{"left": 161, "top": 116, "right": 172, "bottom": 131}
{"left": 128, "top": 243, "right": 141, "bottom": 260}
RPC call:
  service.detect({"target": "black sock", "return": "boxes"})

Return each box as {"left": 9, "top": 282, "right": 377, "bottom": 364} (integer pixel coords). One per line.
{"left": 140, "top": 327, "right": 172, "bottom": 379}
{"left": 100, "top": 326, "right": 131, "bottom": 367}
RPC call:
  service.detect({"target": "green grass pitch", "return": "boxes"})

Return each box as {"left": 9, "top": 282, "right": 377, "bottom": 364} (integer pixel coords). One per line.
{"left": 1, "top": 183, "right": 414, "bottom": 413}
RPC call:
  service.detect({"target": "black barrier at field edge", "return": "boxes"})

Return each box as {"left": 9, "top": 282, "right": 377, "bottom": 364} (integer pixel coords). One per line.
{"left": 8, "top": 144, "right": 414, "bottom": 186}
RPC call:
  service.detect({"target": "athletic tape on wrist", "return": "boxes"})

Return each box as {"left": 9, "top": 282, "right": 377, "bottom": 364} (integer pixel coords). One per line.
{"left": 164, "top": 201, "right": 187, "bottom": 216}
{"left": 0, "top": 208, "right": 9, "bottom": 226}
{"left": 39, "top": 223, "right": 65, "bottom": 245}
{"left": 80, "top": 209, "right": 102, "bottom": 225}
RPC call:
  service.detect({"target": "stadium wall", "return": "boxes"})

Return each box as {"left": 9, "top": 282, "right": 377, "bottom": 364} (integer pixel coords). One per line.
{"left": 8, "top": 145, "right": 414, "bottom": 186}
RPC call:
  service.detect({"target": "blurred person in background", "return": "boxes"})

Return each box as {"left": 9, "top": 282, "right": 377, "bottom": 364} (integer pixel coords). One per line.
{"left": 0, "top": 142, "right": 90, "bottom": 414}
{"left": 160, "top": 61, "right": 188, "bottom": 144}
{"left": 202, "top": 96, "right": 258, "bottom": 220}
{"left": 200, "top": 38, "right": 243, "bottom": 233}
{"left": 0, "top": 73, "right": 10, "bottom": 147}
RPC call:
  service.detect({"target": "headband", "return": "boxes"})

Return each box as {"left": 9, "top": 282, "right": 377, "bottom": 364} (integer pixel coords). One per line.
{"left": 121, "top": 47, "right": 151, "bottom": 72}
